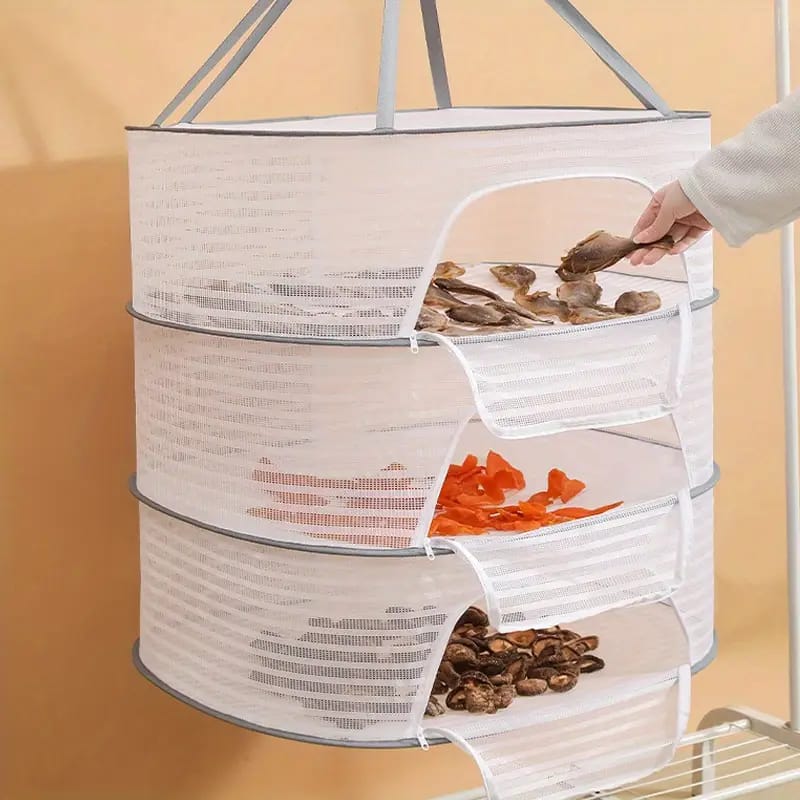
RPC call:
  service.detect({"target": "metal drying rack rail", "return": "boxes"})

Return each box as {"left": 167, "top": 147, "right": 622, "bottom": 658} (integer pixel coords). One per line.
{"left": 431, "top": 1, "right": 800, "bottom": 798}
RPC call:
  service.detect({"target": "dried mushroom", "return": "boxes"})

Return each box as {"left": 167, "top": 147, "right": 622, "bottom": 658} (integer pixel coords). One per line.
{"left": 447, "top": 304, "right": 515, "bottom": 327}
{"left": 513, "top": 291, "right": 571, "bottom": 323}
{"left": 490, "top": 264, "right": 537, "bottom": 292}
{"left": 556, "top": 275, "right": 602, "bottom": 308}
{"left": 424, "top": 283, "right": 465, "bottom": 310}
{"left": 558, "top": 230, "right": 674, "bottom": 279}
{"left": 425, "top": 607, "right": 605, "bottom": 716}
{"left": 435, "top": 260, "right": 466, "bottom": 280}
{"left": 415, "top": 306, "right": 449, "bottom": 332}
{"left": 426, "top": 695, "right": 446, "bottom": 716}
{"left": 434, "top": 277, "right": 502, "bottom": 301}
{"left": 614, "top": 290, "right": 662, "bottom": 315}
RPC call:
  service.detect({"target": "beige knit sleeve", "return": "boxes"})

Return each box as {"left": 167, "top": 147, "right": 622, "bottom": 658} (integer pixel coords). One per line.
{"left": 679, "top": 90, "right": 800, "bottom": 247}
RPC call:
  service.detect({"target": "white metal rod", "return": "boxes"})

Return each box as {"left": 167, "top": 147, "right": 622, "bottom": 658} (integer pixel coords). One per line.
{"left": 774, "top": 0, "right": 800, "bottom": 733}
{"left": 376, "top": 0, "right": 402, "bottom": 130}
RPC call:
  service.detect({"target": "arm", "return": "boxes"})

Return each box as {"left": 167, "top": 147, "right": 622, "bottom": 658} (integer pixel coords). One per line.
{"left": 629, "top": 90, "right": 800, "bottom": 265}
{"left": 681, "top": 90, "right": 800, "bottom": 246}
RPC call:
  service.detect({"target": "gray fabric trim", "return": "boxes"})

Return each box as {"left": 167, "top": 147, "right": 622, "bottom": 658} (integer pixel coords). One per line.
{"left": 129, "top": 464, "right": 720, "bottom": 558}
{"left": 376, "top": 0, "right": 402, "bottom": 130}
{"left": 420, "top": 0, "right": 452, "bottom": 108}
{"left": 153, "top": 0, "right": 275, "bottom": 126}
{"left": 127, "top": 107, "right": 707, "bottom": 138}
{"left": 126, "top": 290, "right": 719, "bottom": 346}
{"left": 131, "top": 632, "right": 718, "bottom": 749}
{"left": 543, "top": 0, "right": 674, "bottom": 117}
{"left": 179, "top": 0, "right": 294, "bottom": 124}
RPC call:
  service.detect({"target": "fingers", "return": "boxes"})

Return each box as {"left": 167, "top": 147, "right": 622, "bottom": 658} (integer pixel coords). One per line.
{"left": 630, "top": 187, "right": 666, "bottom": 240}
{"left": 670, "top": 226, "right": 709, "bottom": 254}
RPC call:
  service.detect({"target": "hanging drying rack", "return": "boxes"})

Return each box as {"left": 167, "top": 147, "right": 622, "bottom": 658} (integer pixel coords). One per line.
{"left": 432, "top": 0, "right": 800, "bottom": 797}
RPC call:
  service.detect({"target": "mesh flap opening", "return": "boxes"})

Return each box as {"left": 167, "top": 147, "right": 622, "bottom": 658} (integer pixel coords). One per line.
{"left": 422, "top": 604, "right": 691, "bottom": 799}
{"left": 424, "top": 677, "right": 687, "bottom": 800}
{"left": 444, "top": 493, "right": 692, "bottom": 632}
{"left": 423, "top": 303, "right": 692, "bottom": 438}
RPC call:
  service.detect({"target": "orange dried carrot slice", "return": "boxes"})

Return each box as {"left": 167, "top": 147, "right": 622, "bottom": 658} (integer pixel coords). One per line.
{"left": 560, "top": 477, "right": 586, "bottom": 503}
{"left": 551, "top": 501, "right": 623, "bottom": 520}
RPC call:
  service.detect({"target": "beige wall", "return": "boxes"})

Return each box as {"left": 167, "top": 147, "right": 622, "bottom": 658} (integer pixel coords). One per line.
{"left": 3, "top": 1, "right": 800, "bottom": 798}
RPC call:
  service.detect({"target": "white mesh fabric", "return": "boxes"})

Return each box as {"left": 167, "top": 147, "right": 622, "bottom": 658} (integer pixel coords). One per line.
{"left": 425, "top": 678, "right": 686, "bottom": 800}
{"left": 423, "top": 603, "right": 690, "bottom": 799}
{"left": 134, "top": 312, "right": 711, "bottom": 549}
{"left": 128, "top": 112, "right": 712, "bottom": 339}
{"left": 138, "top": 505, "right": 479, "bottom": 742}
{"left": 446, "top": 494, "right": 692, "bottom": 632}
{"left": 139, "top": 503, "right": 701, "bottom": 747}
{"left": 672, "top": 491, "right": 715, "bottom": 665}
{"left": 425, "top": 304, "right": 692, "bottom": 437}
{"left": 133, "top": 321, "right": 474, "bottom": 548}
{"left": 673, "top": 306, "right": 714, "bottom": 486}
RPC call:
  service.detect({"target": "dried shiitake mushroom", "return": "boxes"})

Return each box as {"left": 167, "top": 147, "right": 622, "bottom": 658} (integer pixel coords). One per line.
{"left": 429, "top": 610, "right": 605, "bottom": 715}
{"left": 515, "top": 678, "right": 548, "bottom": 696}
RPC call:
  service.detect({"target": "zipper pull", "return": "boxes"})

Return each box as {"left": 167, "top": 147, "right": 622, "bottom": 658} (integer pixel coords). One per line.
{"left": 409, "top": 333, "right": 420, "bottom": 354}
{"left": 423, "top": 540, "right": 436, "bottom": 561}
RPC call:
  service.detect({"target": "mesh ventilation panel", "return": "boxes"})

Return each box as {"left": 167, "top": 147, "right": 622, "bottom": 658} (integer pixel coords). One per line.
{"left": 425, "top": 677, "right": 687, "bottom": 800}
{"left": 138, "top": 504, "right": 479, "bottom": 743}
{"left": 139, "top": 504, "right": 703, "bottom": 747}
{"left": 425, "top": 303, "right": 692, "bottom": 437}
{"left": 672, "top": 490, "right": 715, "bottom": 665}
{"left": 128, "top": 113, "right": 712, "bottom": 339}
{"left": 134, "top": 309, "right": 712, "bottom": 549}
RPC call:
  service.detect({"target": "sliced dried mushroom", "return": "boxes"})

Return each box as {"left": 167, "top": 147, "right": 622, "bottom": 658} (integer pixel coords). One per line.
{"left": 494, "top": 685, "right": 516, "bottom": 709}
{"left": 504, "top": 654, "right": 532, "bottom": 683}
{"left": 447, "top": 304, "right": 515, "bottom": 327}
{"left": 445, "top": 643, "right": 479, "bottom": 671}
{"left": 513, "top": 290, "right": 571, "bottom": 323}
{"left": 434, "top": 277, "right": 502, "bottom": 301}
{"left": 457, "top": 606, "right": 490, "bottom": 628}
{"left": 614, "top": 290, "right": 662, "bottom": 315}
{"left": 568, "top": 306, "right": 619, "bottom": 325}
{"left": 490, "top": 672, "right": 514, "bottom": 686}
{"left": 449, "top": 635, "right": 482, "bottom": 652}
{"left": 578, "top": 655, "right": 606, "bottom": 674}
{"left": 425, "top": 695, "right": 446, "bottom": 717}
{"left": 465, "top": 682, "right": 498, "bottom": 714}
{"left": 572, "top": 635, "right": 599, "bottom": 653}
{"left": 424, "top": 283, "right": 466, "bottom": 310}
{"left": 445, "top": 686, "right": 467, "bottom": 710}
{"left": 528, "top": 666, "right": 559, "bottom": 681}
{"left": 434, "top": 260, "right": 466, "bottom": 280}
{"left": 515, "top": 678, "right": 548, "bottom": 696}
{"left": 486, "top": 635, "right": 517, "bottom": 654}
{"left": 436, "top": 661, "right": 462, "bottom": 690}
{"left": 415, "top": 306, "right": 449, "bottom": 332}
{"left": 556, "top": 276, "right": 602, "bottom": 308}
{"left": 485, "top": 298, "right": 553, "bottom": 326}
{"left": 559, "top": 230, "right": 674, "bottom": 277}
{"left": 532, "top": 637, "right": 562, "bottom": 659}
{"left": 490, "top": 264, "right": 537, "bottom": 292}
{"left": 548, "top": 673, "right": 579, "bottom": 693}
{"left": 504, "top": 630, "right": 536, "bottom": 648}
{"left": 476, "top": 654, "right": 506, "bottom": 676}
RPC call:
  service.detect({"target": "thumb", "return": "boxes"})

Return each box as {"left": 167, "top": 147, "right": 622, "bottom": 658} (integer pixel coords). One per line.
{"left": 632, "top": 205, "right": 675, "bottom": 244}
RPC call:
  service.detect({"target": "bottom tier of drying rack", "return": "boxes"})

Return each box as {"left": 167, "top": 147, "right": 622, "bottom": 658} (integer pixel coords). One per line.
{"left": 431, "top": 709, "right": 800, "bottom": 800}
{"left": 131, "top": 635, "right": 718, "bottom": 750}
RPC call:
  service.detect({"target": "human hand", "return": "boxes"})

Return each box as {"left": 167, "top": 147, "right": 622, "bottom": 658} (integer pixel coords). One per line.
{"left": 629, "top": 180, "right": 712, "bottom": 266}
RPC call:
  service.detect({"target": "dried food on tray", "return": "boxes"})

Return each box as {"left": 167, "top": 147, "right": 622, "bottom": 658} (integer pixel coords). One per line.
{"left": 557, "top": 229, "right": 674, "bottom": 279}
{"left": 425, "top": 606, "right": 605, "bottom": 716}
{"left": 428, "top": 452, "right": 622, "bottom": 536}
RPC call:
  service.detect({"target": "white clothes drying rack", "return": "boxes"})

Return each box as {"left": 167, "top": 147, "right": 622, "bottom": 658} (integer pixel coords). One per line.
{"left": 433, "top": 1, "right": 800, "bottom": 797}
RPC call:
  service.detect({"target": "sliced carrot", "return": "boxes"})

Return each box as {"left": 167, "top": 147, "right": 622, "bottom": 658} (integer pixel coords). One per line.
{"left": 551, "top": 501, "right": 623, "bottom": 520}
{"left": 547, "top": 468, "right": 567, "bottom": 501}
{"left": 560, "top": 477, "right": 586, "bottom": 503}
{"left": 518, "top": 501, "right": 548, "bottom": 519}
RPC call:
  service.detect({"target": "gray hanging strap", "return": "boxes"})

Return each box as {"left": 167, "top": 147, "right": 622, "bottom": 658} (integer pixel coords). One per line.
{"left": 375, "top": 0, "right": 403, "bottom": 130}
{"left": 420, "top": 0, "right": 452, "bottom": 108}
{"left": 180, "top": 0, "right": 294, "bottom": 124}
{"left": 543, "top": 0, "right": 675, "bottom": 118}
{"left": 152, "top": 0, "right": 276, "bottom": 126}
